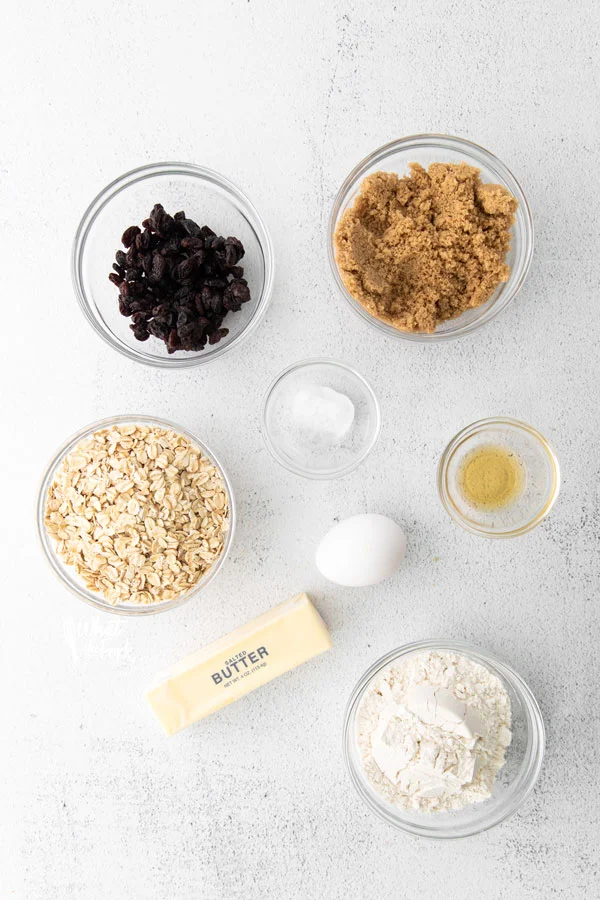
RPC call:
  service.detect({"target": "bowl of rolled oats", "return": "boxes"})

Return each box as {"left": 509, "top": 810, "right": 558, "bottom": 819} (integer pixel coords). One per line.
{"left": 37, "top": 416, "right": 235, "bottom": 615}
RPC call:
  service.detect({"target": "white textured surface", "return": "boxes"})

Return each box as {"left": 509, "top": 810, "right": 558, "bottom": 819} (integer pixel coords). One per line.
{"left": 2, "top": 1, "right": 599, "bottom": 897}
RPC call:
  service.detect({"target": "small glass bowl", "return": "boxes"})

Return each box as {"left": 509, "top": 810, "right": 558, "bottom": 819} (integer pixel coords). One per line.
{"left": 328, "top": 134, "right": 533, "bottom": 342}
{"left": 72, "top": 162, "right": 274, "bottom": 368}
{"left": 261, "top": 358, "right": 381, "bottom": 479}
{"left": 438, "top": 417, "right": 560, "bottom": 538}
{"left": 37, "top": 415, "right": 236, "bottom": 616}
{"left": 343, "top": 640, "right": 545, "bottom": 839}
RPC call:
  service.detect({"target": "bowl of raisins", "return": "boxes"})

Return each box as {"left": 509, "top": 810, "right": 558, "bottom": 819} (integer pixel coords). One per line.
{"left": 72, "top": 162, "right": 274, "bottom": 367}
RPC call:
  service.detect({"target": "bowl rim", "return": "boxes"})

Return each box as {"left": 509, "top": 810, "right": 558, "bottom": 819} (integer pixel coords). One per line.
{"left": 327, "top": 133, "right": 534, "bottom": 343}
{"left": 36, "top": 414, "right": 236, "bottom": 616}
{"left": 437, "top": 416, "right": 561, "bottom": 538}
{"left": 342, "top": 639, "right": 545, "bottom": 839}
{"left": 72, "top": 161, "right": 275, "bottom": 369}
{"left": 260, "top": 357, "right": 381, "bottom": 480}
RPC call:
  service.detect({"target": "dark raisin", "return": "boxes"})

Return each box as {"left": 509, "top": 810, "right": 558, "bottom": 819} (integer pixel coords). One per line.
{"left": 140, "top": 253, "right": 153, "bottom": 276}
{"left": 180, "top": 237, "right": 204, "bottom": 253}
{"left": 121, "top": 225, "right": 141, "bottom": 248}
{"left": 174, "top": 257, "right": 198, "bottom": 282}
{"left": 167, "top": 329, "right": 180, "bottom": 353}
{"left": 191, "top": 293, "right": 205, "bottom": 314}
{"left": 223, "top": 279, "right": 250, "bottom": 312}
{"left": 147, "top": 319, "right": 169, "bottom": 339}
{"left": 125, "top": 246, "right": 138, "bottom": 267}
{"left": 181, "top": 218, "right": 201, "bottom": 237}
{"left": 173, "top": 286, "right": 191, "bottom": 303}
{"left": 177, "top": 309, "right": 193, "bottom": 329}
{"left": 109, "top": 205, "right": 250, "bottom": 352}
{"left": 151, "top": 253, "right": 166, "bottom": 282}
{"left": 208, "top": 328, "right": 229, "bottom": 345}
{"left": 208, "top": 235, "right": 225, "bottom": 252}
{"left": 223, "top": 237, "right": 245, "bottom": 266}
{"left": 130, "top": 323, "right": 150, "bottom": 341}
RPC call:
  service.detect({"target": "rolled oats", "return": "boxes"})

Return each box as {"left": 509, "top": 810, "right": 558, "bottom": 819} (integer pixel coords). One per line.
{"left": 45, "top": 425, "right": 230, "bottom": 606}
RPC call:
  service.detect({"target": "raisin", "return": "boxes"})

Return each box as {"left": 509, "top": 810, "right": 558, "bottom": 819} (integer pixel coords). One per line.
{"left": 151, "top": 252, "right": 166, "bottom": 282}
{"left": 180, "top": 237, "right": 204, "bottom": 253}
{"left": 174, "top": 257, "right": 197, "bottom": 283}
{"left": 225, "top": 279, "right": 251, "bottom": 308}
{"left": 130, "top": 323, "right": 150, "bottom": 341}
{"left": 182, "top": 218, "right": 202, "bottom": 237}
{"left": 109, "top": 205, "right": 250, "bottom": 353}
{"left": 208, "top": 328, "right": 229, "bottom": 345}
{"left": 121, "top": 225, "right": 141, "bottom": 248}
{"left": 167, "top": 329, "right": 180, "bottom": 353}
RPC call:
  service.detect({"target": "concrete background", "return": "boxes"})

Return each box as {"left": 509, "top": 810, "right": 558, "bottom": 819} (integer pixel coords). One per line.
{"left": 2, "top": 1, "right": 599, "bottom": 897}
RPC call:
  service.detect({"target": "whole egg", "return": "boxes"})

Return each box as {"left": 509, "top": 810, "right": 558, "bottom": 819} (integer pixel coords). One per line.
{"left": 315, "top": 513, "right": 406, "bottom": 587}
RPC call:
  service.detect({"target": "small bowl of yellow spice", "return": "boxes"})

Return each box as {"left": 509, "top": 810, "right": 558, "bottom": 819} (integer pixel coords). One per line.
{"left": 328, "top": 134, "right": 533, "bottom": 341}
{"left": 438, "top": 417, "right": 560, "bottom": 538}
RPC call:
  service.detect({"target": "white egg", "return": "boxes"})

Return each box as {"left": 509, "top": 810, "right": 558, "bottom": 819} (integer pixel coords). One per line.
{"left": 315, "top": 513, "right": 406, "bottom": 587}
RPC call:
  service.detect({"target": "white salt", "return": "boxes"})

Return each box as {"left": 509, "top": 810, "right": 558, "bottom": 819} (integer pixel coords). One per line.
{"left": 290, "top": 384, "right": 355, "bottom": 444}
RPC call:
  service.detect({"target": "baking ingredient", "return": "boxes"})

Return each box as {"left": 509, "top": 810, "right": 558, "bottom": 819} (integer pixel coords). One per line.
{"left": 109, "top": 204, "right": 251, "bottom": 352}
{"left": 44, "top": 424, "right": 229, "bottom": 605}
{"left": 146, "top": 593, "right": 332, "bottom": 734}
{"left": 357, "top": 650, "right": 512, "bottom": 812}
{"left": 334, "top": 163, "right": 518, "bottom": 333}
{"left": 291, "top": 384, "right": 355, "bottom": 443}
{"left": 458, "top": 443, "right": 524, "bottom": 510}
{"left": 316, "top": 513, "right": 406, "bottom": 587}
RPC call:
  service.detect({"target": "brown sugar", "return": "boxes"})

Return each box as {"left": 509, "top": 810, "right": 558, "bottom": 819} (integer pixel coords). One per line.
{"left": 333, "top": 162, "right": 518, "bottom": 333}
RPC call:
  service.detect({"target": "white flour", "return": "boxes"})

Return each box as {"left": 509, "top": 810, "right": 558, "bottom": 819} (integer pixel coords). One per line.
{"left": 357, "top": 651, "right": 512, "bottom": 812}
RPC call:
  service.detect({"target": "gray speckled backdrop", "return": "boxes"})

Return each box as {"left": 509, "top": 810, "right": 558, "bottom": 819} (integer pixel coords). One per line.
{"left": 2, "top": 1, "right": 599, "bottom": 897}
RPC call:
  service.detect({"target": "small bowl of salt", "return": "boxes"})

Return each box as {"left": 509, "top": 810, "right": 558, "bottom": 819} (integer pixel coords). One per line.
{"left": 261, "top": 358, "right": 381, "bottom": 479}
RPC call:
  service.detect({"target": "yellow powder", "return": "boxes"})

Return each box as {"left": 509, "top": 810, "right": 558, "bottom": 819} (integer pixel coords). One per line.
{"left": 458, "top": 444, "right": 524, "bottom": 511}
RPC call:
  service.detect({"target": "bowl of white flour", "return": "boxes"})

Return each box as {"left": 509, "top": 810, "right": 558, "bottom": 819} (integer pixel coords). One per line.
{"left": 343, "top": 640, "right": 544, "bottom": 839}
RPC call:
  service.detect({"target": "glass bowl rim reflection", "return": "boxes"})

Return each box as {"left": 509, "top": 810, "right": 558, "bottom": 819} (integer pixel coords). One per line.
{"left": 72, "top": 161, "right": 275, "bottom": 368}
{"left": 327, "top": 133, "right": 534, "bottom": 342}
{"left": 343, "top": 639, "right": 545, "bottom": 839}
{"left": 437, "top": 416, "right": 561, "bottom": 538}
{"left": 36, "top": 414, "right": 236, "bottom": 616}
{"left": 260, "top": 357, "right": 381, "bottom": 480}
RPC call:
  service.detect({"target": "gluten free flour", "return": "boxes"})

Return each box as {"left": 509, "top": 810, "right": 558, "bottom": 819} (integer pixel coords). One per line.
{"left": 357, "top": 651, "right": 512, "bottom": 812}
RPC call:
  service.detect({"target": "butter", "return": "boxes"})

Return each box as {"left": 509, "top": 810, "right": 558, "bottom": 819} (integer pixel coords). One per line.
{"left": 146, "top": 593, "right": 332, "bottom": 735}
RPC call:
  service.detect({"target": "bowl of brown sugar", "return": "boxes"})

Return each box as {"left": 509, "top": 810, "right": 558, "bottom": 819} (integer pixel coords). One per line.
{"left": 328, "top": 135, "right": 533, "bottom": 342}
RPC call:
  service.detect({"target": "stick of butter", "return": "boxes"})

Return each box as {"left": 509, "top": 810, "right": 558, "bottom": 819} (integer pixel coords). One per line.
{"left": 146, "top": 592, "right": 332, "bottom": 735}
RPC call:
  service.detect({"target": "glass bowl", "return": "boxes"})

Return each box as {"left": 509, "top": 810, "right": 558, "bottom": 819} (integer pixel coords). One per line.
{"left": 72, "top": 162, "right": 274, "bottom": 368}
{"left": 343, "top": 640, "right": 545, "bottom": 839}
{"left": 438, "top": 417, "right": 560, "bottom": 538}
{"left": 37, "top": 415, "right": 236, "bottom": 616}
{"left": 328, "top": 134, "right": 533, "bottom": 342}
{"left": 261, "top": 358, "right": 381, "bottom": 479}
